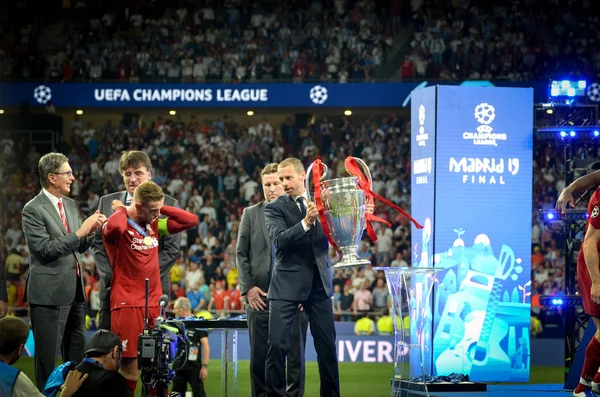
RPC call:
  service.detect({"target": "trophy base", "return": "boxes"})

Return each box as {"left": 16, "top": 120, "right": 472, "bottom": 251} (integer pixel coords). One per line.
{"left": 331, "top": 258, "right": 371, "bottom": 269}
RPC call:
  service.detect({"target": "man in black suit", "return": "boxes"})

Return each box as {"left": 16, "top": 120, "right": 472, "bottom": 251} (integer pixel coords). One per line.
{"left": 92, "top": 151, "right": 181, "bottom": 330}
{"left": 264, "top": 157, "right": 374, "bottom": 397}
{"left": 237, "top": 163, "right": 309, "bottom": 397}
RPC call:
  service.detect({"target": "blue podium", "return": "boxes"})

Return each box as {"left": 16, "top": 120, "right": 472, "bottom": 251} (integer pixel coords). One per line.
{"left": 410, "top": 85, "right": 534, "bottom": 383}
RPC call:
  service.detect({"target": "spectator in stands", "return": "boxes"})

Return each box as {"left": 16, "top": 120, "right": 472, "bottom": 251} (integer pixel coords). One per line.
{"left": 371, "top": 278, "right": 389, "bottom": 312}
{"left": 338, "top": 283, "right": 355, "bottom": 322}
{"left": 354, "top": 280, "right": 374, "bottom": 317}
{"left": 0, "top": 317, "right": 87, "bottom": 397}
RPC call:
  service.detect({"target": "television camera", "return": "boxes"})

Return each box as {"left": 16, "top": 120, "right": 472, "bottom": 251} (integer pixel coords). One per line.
{"left": 137, "top": 279, "right": 188, "bottom": 397}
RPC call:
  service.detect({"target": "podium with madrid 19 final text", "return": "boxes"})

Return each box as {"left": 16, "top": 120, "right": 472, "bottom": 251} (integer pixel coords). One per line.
{"left": 406, "top": 85, "right": 534, "bottom": 391}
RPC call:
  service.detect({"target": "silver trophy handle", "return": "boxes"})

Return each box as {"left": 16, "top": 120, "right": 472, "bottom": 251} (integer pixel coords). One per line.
{"left": 305, "top": 161, "right": 328, "bottom": 199}
{"left": 352, "top": 157, "right": 372, "bottom": 188}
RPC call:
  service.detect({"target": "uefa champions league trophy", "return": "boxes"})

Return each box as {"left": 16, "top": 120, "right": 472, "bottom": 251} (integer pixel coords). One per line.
{"left": 305, "top": 157, "right": 372, "bottom": 268}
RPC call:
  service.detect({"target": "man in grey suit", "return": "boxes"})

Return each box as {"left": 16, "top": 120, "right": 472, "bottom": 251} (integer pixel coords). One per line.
{"left": 22, "top": 152, "right": 106, "bottom": 390}
{"left": 237, "top": 163, "right": 308, "bottom": 397}
{"left": 93, "top": 150, "right": 181, "bottom": 330}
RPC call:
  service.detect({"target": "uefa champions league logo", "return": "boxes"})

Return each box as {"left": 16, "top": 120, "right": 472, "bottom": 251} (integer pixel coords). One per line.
{"left": 474, "top": 103, "right": 496, "bottom": 132}
{"left": 462, "top": 102, "right": 507, "bottom": 146}
{"left": 587, "top": 83, "right": 600, "bottom": 102}
{"left": 416, "top": 104, "right": 429, "bottom": 147}
{"left": 309, "top": 85, "right": 328, "bottom": 105}
{"left": 33, "top": 85, "right": 52, "bottom": 104}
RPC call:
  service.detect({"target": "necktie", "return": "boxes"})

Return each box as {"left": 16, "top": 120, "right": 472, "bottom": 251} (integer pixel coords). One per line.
{"left": 297, "top": 197, "right": 306, "bottom": 217}
{"left": 59, "top": 200, "right": 80, "bottom": 277}
{"left": 58, "top": 200, "right": 69, "bottom": 232}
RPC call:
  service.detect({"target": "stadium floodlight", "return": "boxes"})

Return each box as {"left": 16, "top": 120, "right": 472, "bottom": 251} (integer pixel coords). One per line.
{"left": 550, "top": 80, "right": 587, "bottom": 99}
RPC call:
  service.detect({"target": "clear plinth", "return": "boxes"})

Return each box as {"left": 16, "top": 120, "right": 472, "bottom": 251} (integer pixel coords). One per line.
{"left": 375, "top": 267, "right": 438, "bottom": 397}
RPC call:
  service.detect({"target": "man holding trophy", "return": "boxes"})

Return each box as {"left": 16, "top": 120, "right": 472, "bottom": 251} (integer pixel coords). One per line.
{"left": 264, "top": 157, "right": 375, "bottom": 397}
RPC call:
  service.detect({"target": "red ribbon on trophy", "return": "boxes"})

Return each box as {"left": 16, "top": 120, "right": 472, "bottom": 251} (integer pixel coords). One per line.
{"left": 344, "top": 157, "right": 424, "bottom": 242}
{"left": 311, "top": 159, "right": 342, "bottom": 257}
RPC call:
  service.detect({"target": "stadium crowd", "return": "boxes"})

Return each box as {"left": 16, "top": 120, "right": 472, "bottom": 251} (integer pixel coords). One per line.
{"left": 2, "top": 0, "right": 396, "bottom": 83}
{"left": 400, "top": 0, "right": 600, "bottom": 81}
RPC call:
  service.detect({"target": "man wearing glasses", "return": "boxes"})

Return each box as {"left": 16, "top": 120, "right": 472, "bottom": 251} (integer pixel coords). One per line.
{"left": 22, "top": 152, "right": 106, "bottom": 390}
{"left": 93, "top": 151, "right": 181, "bottom": 331}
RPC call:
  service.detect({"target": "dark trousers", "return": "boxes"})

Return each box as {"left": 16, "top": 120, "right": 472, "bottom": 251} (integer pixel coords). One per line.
{"left": 266, "top": 272, "right": 340, "bottom": 397}
{"left": 98, "top": 305, "right": 111, "bottom": 330}
{"left": 30, "top": 301, "right": 86, "bottom": 391}
{"left": 247, "top": 300, "right": 309, "bottom": 397}
{"left": 172, "top": 366, "right": 206, "bottom": 397}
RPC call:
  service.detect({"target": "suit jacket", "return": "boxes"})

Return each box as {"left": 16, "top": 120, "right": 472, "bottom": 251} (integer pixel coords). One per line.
{"left": 236, "top": 201, "right": 272, "bottom": 296}
{"left": 21, "top": 191, "right": 93, "bottom": 306}
{"left": 264, "top": 195, "right": 333, "bottom": 301}
{"left": 92, "top": 191, "right": 181, "bottom": 302}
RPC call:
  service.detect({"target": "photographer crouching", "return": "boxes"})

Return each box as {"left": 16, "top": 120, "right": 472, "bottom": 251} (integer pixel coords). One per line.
{"left": 70, "top": 330, "right": 131, "bottom": 397}
{"left": 172, "top": 297, "right": 209, "bottom": 397}
{"left": 0, "top": 317, "right": 87, "bottom": 397}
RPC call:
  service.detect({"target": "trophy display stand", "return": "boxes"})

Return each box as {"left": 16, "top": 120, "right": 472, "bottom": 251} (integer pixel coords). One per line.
{"left": 377, "top": 266, "right": 439, "bottom": 397}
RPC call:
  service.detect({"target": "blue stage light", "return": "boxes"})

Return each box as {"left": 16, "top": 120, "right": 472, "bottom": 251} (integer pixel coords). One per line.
{"left": 550, "top": 80, "right": 588, "bottom": 98}
{"left": 547, "top": 213, "right": 555, "bottom": 220}
{"left": 551, "top": 298, "right": 564, "bottom": 306}
{"left": 594, "top": 130, "right": 599, "bottom": 137}
{"left": 560, "top": 131, "right": 567, "bottom": 138}
{"left": 570, "top": 131, "right": 576, "bottom": 137}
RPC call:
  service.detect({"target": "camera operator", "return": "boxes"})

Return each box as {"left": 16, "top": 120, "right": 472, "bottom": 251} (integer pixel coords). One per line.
{"left": 172, "top": 297, "right": 209, "bottom": 397}
{"left": 0, "top": 317, "right": 87, "bottom": 397}
{"left": 70, "top": 329, "right": 131, "bottom": 397}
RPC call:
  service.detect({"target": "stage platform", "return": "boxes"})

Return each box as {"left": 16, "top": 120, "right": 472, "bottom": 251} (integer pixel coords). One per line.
{"left": 432, "top": 384, "right": 572, "bottom": 397}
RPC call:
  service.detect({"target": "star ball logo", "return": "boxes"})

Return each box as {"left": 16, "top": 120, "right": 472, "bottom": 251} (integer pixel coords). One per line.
{"left": 309, "top": 85, "right": 328, "bottom": 105}
{"left": 416, "top": 104, "right": 428, "bottom": 147}
{"left": 33, "top": 85, "right": 52, "bottom": 104}
{"left": 462, "top": 102, "right": 507, "bottom": 146}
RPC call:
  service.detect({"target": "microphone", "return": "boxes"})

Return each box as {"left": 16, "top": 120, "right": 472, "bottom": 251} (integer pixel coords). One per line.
{"left": 158, "top": 294, "right": 169, "bottom": 308}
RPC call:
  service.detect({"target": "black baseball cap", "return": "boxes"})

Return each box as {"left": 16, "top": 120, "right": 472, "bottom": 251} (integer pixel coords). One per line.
{"left": 83, "top": 330, "right": 122, "bottom": 357}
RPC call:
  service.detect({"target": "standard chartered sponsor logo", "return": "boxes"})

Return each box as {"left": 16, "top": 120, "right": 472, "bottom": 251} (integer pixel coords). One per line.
{"left": 131, "top": 236, "right": 159, "bottom": 250}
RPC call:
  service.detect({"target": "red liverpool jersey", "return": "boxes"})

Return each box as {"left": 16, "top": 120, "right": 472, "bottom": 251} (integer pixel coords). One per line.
{"left": 103, "top": 209, "right": 161, "bottom": 310}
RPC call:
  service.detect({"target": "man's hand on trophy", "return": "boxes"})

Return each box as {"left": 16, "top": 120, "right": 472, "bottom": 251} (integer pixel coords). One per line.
{"left": 366, "top": 202, "right": 375, "bottom": 215}
{"left": 305, "top": 201, "right": 319, "bottom": 226}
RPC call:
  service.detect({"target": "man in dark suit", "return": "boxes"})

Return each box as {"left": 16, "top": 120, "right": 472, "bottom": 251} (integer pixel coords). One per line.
{"left": 92, "top": 151, "right": 181, "bottom": 330}
{"left": 264, "top": 157, "right": 376, "bottom": 397}
{"left": 237, "top": 163, "right": 309, "bottom": 397}
{"left": 21, "top": 152, "right": 106, "bottom": 390}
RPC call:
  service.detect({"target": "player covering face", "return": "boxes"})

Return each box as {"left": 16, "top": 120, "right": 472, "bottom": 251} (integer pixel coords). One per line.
{"left": 102, "top": 181, "right": 198, "bottom": 396}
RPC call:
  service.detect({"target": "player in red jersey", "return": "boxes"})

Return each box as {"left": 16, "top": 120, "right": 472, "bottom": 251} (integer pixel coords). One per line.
{"left": 102, "top": 181, "right": 198, "bottom": 396}
{"left": 558, "top": 170, "right": 600, "bottom": 396}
